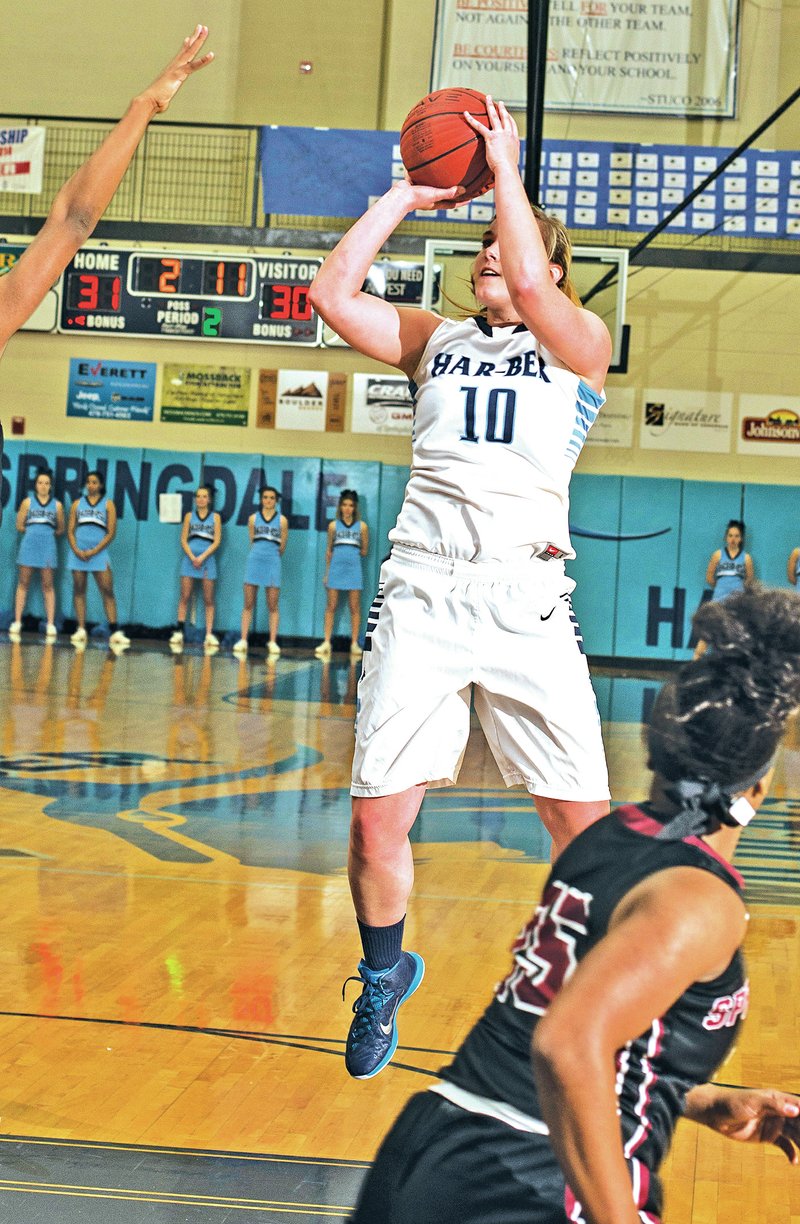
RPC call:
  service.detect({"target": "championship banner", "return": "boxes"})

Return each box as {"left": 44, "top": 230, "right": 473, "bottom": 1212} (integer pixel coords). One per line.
{"left": 351, "top": 374, "right": 414, "bottom": 436}
{"left": 431, "top": 0, "right": 739, "bottom": 117}
{"left": 161, "top": 364, "right": 250, "bottom": 427}
{"left": 0, "top": 125, "right": 45, "bottom": 193}
{"left": 67, "top": 357, "right": 156, "bottom": 422}
{"left": 257, "top": 369, "right": 345, "bottom": 432}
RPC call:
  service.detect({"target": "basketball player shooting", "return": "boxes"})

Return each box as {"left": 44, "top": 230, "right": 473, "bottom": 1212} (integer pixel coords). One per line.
{"left": 309, "top": 95, "right": 613, "bottom": 1081}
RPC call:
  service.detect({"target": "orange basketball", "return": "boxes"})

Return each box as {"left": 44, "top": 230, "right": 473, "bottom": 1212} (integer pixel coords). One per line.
{"left": 400, "top": 87, "right": 493, "bottom": 202}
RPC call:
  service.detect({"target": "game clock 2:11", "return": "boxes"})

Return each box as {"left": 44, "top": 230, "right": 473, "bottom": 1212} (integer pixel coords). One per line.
{"left": 58, "top": 248, "right": 323, "bottom": 344}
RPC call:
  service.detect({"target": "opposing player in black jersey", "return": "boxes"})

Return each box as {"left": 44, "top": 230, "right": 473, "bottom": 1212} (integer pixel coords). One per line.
{"left": 350, "top": 586, "right": 800, "bottom": 1224}
{"left": 0, "top": 27, "right": 214, "bottom": 521}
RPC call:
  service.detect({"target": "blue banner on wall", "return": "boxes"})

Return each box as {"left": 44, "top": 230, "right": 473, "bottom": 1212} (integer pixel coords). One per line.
{"left": 67, "top": 357, "right": 156, "bottom": 422}
{"left": 260, "top": 126, "right": 800, "bottom": 240}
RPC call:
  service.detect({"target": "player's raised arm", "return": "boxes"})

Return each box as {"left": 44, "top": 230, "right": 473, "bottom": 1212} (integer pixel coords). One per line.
{"left": 0, "top": 26, "right": 214, "bottom": 353}
{"left": 307, "top": 180, "right": 459, "bottom": 378}
{"left": 464, "top": 98, "right": 611, "bottom": 390}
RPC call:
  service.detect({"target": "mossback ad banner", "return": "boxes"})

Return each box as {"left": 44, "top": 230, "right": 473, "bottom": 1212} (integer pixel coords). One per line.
{"left": 431, "top": 0, "right": 739, "bottom": 117}
{"left": 160, "top": 365, "right": 251, "bottom": 428}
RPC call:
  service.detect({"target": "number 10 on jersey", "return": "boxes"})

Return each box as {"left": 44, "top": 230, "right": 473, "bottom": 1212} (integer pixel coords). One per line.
{"left": 460, "top": 386, "right": 517, "bottom": 444}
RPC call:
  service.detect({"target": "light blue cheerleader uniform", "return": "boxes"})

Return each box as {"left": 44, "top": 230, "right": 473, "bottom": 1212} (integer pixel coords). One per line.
{"left": 68, "top": 496, "right": 111, "bottom": 572}
{"left": 327, "top": 520, "right": 364, "bottom": 591}
{"left": 244, "top": 510, "right": 282, "bottom": 588}
{"left": 180, "top": 509, "right": 218, "bottom": 580}
{"left": 18, "top": 496, "right": 58, "bottom": 569}
{"left": 712, "top": 549, "right": 748, "bottom": 601}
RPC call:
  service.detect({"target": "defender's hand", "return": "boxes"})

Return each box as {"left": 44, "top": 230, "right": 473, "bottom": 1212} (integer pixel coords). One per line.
{"left": 139, "top": 25, "right": 214, "bottom": 115}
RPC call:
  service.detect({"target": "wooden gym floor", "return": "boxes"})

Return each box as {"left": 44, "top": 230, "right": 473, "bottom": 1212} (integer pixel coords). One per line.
{"left": 0, "top": 637, "right": 797, "bottom": 1222}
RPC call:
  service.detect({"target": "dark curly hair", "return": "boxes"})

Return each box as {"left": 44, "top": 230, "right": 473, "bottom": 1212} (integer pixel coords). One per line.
{"left": 337, "top": 489, "right": 359, "bottom": 520}
{"left": 648, "top": 586, "right": 800, "bottom": 789}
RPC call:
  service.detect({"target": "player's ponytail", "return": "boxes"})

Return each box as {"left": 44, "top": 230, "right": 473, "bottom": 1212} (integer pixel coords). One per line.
{"left": 647, "top": 586, "right": 800, "bottom": 832}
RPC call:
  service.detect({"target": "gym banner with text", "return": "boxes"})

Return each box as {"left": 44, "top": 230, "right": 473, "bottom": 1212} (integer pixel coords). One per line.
{"left": 257, "top": 370, "right": 345, "bottom": 432}
{"left": 0, "top": 125, "right": 45, "bottom": 193}
{"left": 161, "top": 365, "right": 250, "bottom": 427}
{"left": 430, "top": 0, "right": 738, "bottom": 117}
{"left": 260, "top": 127, "right": 800, "bottom": 239}
{"left": 67, "top": 358, "right": 156, "bottom": 422}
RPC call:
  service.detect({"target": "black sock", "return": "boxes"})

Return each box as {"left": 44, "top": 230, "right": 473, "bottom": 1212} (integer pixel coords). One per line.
{"left": 109, "top": 622, "right": 118, "bottom": 633}
{"left": 358, "top": 916, "right": 405, "bottom": 971}
{"left": 176, "top": 621, "right": 185, "bottom": 632}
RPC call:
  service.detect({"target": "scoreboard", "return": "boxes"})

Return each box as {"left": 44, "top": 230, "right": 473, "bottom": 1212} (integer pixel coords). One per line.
{"left": 58, "top": 249, "right": 322, "bottom": 345}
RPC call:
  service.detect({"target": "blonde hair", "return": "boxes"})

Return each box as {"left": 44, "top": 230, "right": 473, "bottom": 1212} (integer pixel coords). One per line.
{"left": 530, "top": 206, "right": 581, "bottom": 306}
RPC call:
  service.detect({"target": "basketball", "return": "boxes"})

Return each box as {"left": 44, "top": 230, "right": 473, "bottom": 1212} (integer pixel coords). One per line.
{"left": 400, "top": 87, "right": 493, "bottom": 202}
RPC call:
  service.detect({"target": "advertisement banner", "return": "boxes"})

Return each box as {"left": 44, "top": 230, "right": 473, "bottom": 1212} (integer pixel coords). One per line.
{"left": 0, "top": 125, "right": 45, "bottom": 193}
{"left": 66, "top": 357, "right": 156, "bottom": 422}
{"left": 639, "top": 389, "right": 732, "bottom": 453}
{"left": 736, "top": 394, "right": 800, "bottom": 457}
{"left": 257, "top": 369, "right": 346, "bottom": 432}
{"left": 161, "top": 364, "right": 250, "bottom": 427}
{"left": 584, "top": 386, "right": 634, "bottom": 449}
{"left": 351, "top": 374, "right": 414, "bottom": 436}
{"left": 431, "top": 0, "right": 738, "bottom": 117}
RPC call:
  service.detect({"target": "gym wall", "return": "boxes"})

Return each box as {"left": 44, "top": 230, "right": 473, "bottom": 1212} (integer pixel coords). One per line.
{"left": 1, "top": 0, "right": 799, "bottom": 638}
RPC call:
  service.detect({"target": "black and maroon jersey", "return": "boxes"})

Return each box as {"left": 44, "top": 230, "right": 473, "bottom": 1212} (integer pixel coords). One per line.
{"left": 441, "top": 804, "right": 747, "bottom": 1220}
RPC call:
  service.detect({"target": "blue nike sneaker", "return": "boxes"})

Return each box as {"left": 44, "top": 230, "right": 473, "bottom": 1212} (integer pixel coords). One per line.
{"left": 343, "top": 952, "right": 425, "bottom": 1079}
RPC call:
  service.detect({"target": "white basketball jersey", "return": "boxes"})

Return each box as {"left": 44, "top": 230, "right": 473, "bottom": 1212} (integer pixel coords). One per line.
{"left": 389, "top": 316, "right": 604, "bottom": 563}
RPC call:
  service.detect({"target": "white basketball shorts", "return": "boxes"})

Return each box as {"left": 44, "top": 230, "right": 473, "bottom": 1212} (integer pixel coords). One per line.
{"left": 351, "top": 545, "right": 610, "bottom": 801}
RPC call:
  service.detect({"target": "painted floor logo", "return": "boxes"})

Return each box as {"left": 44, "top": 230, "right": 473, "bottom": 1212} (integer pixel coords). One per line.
{"left": 0, "top": 748, "right": 322, "bottom": 865}
{"left": 0, "top": 752, "right": 550, "bottom": 871}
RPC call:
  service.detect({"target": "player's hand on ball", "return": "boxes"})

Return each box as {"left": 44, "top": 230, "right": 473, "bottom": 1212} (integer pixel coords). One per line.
{"left": 391, "top": 178, "right": 464, "bottom": 212}
{"left": 464, "top": 97, "right": 519, "bottom": 175}
{"left": 140, "top": 25, "right": 215, "bottom": 114}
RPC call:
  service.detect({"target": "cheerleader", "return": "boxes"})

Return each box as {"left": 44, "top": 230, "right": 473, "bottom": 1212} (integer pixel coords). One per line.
{"left": 695, "top": 519, "right": 754, "bottom": 658}
{"left": 9, "top": 469, "right": 64, "bottom": 639}
{"left": 705, "top": 520, "right": 753, "bottom": 601}
{"left": 232, "top": 485, "right": 287, "bottom": 657}
{"left": 67, "top": 471, "right": 129, "bottom": 648}
{"left": 314, "top": 489, "right": 369, "bottom": 658}
{"left": 169, "top": 484, "right": 222, "bottom": 649}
